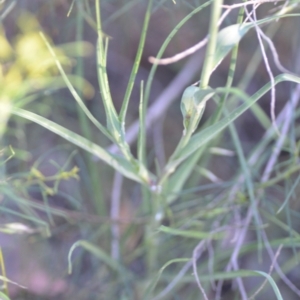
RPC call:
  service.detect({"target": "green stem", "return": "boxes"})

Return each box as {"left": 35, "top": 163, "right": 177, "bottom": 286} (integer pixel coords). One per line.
{"left": 159, "top": 0, "right": 223, "bottom": 185}
{"left": 144, "top": 1, "right": 212, "bottom": 113}
{"left": 76, "top": 1, "right": 106, "bottom": 216}
{"left": 145, "top": 190, "right": 161, "bottom": 281}
{"left": 95, "top": 0, "right": 133, "bottom": 162}
{"left": 0, "top": 247, "right": 8, "bottom": 296}
{"left": 119, "top": 0, "right": 153, "bottom": 124}
{"left": 259, "top": 164, "right": 300, "bottom": 189}
{"left": 200, "top": 0, "right": 223, "bottom": 89}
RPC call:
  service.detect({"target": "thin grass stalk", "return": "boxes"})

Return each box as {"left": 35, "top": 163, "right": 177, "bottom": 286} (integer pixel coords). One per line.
{"left": 222, "top": 83, "right": 300, "bottom": 299}
{"left": 39, "top": 32, "right": 112, "bottom": 140}
{"left": 11, "top": 107, "right": 148, "bottom": 183}
{"left": 238, "top": 23, "right": 280, "bottom": 91}
{"left": 284, "top": 196, "right": 298, "bottom": 260}
{"left": 138, "top": 78, "right": 153, "bottom": 217}
{"left": 165, "top": 147, "right": 205, "bottom": 203}
{"left": 0, "top": 203, "right": 50, "bottom": 237}
{"left": 95, "top": 0, "right": 133, "bottom": 160}
{"left": 173, "top": 0, "right": 223, "bottom": 150}
{"left": 144, "top": 258, "right": 190, "bottom": 299}
{"left": 108, "top": 2, "right": 216, "bottom": 158}
{"left": 0, "top": 247, "right": 8, "bottom": 296}
{"left": 183, "top": 23, "right": 280, "bottom": 193}
{"left": 76, "top": 0, "right": 105, "bottom": 216}
{"left": 141, "top": 4, "right": 219, "bottom": 284}
{"left": 147, "top": 2, "right": 213, "bottom": 151}
{"left": 137, "top": 78, "right": 152, "bottom": 231}
{"left": 159, "top": 0, "right": 223, "bottom": 185}
{"left": 206, "top": 7, "right": 256, "bottom": 296}
{"left": 142, "top": 1, "right": 212, "bottom": 139}
{"left": 119, "top": 0, "right": 153, "bottom": 124}
{"left": 80, "top": 7, "right": 98, "bottom": 32}
{"left": 138, "top": 80, "right": 146, "bottom": 164}
{"left": 142, "top": 0, "right": 229, "bottom": 274}
{"left": 103, "top": 0, "right": 140, "bottom": 26}
{"left": 95, "top": 5, "right": 113, "bottom": 109}
{"left": 95, "top": 0, "right": 114, "bottom": 109}
{"left": 144, "top": 0, "right": 212, "bottom": 99}
{"left": 216, "top": 96, "right": 300, "bottom": 298}
{"left": 210, "top": 7, "right": 244, "bottom": 124}
{"left": 161, "top": 73, "right": 300, "bottom": 181}
{"left": 110, "top": 172, "right": 123, "bottom": 260}
{"left": 199, "top": 0, "right": 223, "bottom": 88}
{"left": 259, "top": 163, "right": 300, "bottom": 189}
{"left": 97, "top": 28, "right": 135, "bottom": 163}
{"left": 172, "top": 6, "right": 245, "bottom": 200}
{"left": 165, "top": 6, "right": 245, "bottom": 204}
{"left": 227, "top": 116, "right": 263, "bottom": 280}
{"left": 144, "top": 189, "right": 163, "bottom": 292}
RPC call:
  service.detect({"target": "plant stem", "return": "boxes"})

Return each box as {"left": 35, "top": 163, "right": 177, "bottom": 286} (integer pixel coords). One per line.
{"left": 145, "top": 190, "right": 161, "bottom": 284}
{"left": 76, "top": 0, "right": 106, "bottom": 216}
{"left": 200, "top": 0, "right": 223, "bottom": 89}
{"left": 159, "top": 0, "right": 223, "bottom": 186}
{"left": 0, "top": 247, "right": 8, "bottom": 296}
{"left": 120, "top": 0, "right": 153, "bottom": 124}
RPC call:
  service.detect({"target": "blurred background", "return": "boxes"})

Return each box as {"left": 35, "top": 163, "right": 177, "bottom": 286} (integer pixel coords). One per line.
{"left": 1, "top": 0, "right": 300, "bottom": 299}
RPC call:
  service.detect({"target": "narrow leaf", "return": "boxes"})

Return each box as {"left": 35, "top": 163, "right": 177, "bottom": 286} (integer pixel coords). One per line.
{"left": 39, "top": 32, "right": 112, "bottom": 140}
{"left": 11, "top": 107, "right": 147, "bottom": 184}
{"left": 165, "top": 73, "right": 300, "bottom": 173}
{"left": 159, "top": 225, "right": 223, "bottom": 239}
{"left": 68, "top": 240, "right": 130, "bottom": 278}
{"left": 212, "top": 23, "right": 252, "bottom": 72}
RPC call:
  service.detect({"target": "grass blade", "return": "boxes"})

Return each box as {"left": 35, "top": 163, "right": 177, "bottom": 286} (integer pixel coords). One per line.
{"left": 159, "top": 225, "right": 223, "bottom": 240}
{"left": 68, "top": 240, "right": 130, "bottom": 278}
{"left": 95, "top": 1, "right": 133, "bottom": 160}
{"left": 163, "top": 73, "right": 300, "bottom": 178}
{"left": 39, "top": 32, "right": 112, "bottom": 141}
{"left": 11, "top": 107, "right": 150, "bottom": 184}
{"left": 144, "top": 0, "right": 212, "bottom": 120}
{"left": 119, "top": 0, "right": 153, "bottom": 123}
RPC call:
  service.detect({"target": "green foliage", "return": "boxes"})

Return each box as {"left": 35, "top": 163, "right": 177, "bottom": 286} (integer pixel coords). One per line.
{"left": 2, "top": 0, "right": 300, "bottom": 299}
{"left": 180, "top": 86, "right": 215, "bottom": 137}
